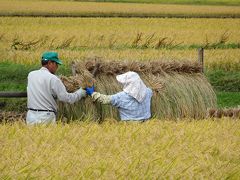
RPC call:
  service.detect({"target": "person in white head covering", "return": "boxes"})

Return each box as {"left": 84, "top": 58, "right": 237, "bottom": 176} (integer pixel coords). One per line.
{"left": 86, "top": 71, "right": 153, "bottom": 121}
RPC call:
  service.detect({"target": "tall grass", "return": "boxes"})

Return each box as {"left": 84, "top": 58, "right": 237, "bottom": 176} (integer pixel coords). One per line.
{"left": 0, "top": 119, "right": 239, "bottom": 178}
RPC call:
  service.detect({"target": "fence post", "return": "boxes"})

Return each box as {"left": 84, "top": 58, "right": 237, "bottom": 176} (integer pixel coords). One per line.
{"left": 71, "top": 61, "right": 76, "bottom": 76}
{"left": 198, "top": 48, "right": 204, "bottom": 73}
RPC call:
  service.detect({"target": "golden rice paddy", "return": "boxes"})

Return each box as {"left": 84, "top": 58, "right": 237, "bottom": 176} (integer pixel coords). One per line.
{"left": 0, "top": 17, "right": 239, "bottom": 70}
{"left": 0, "top": 2, "right": 239, "bottom": 178}
{"left": 0, "top": 0, "right": 240, "bottom": 17}
{"left": 0, "top": 119, "right": 239, "bottom": 178}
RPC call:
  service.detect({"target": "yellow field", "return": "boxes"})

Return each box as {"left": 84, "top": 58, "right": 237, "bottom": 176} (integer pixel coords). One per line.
{"left": 0, "top": 118, "right": 239, "bottom": 178}
{"left": 0, "top": 3, "right": 239, "bottom": 178}
{"left": 1, "top": 17, "right": 240, "bottom": 45}
{"left": 1, "top": 48, "right": 240, "bottom": 71}
{"left": 0, "top": 17, "right": 239, "bottom": 70}
{"left": 0, "top": 0, "right": 240, "bottom": 17}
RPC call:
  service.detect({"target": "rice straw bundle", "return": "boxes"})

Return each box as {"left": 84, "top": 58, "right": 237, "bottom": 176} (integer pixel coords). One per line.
{"left": 207, "top": 107, "right": 240, "bottom": 119}
{"left": 58, "top": 60, "right": 217, "bottom": 121}
{"left": 0, "top": 110, "right": 25, "bottom": 123}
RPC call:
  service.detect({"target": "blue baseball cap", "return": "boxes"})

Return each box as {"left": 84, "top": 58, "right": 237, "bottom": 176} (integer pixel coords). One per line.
{"left": 41, "top": 51, "right": 63, "bottom": 65}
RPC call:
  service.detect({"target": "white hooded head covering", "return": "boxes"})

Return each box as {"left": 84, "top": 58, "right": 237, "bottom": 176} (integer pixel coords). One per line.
{"left": 116, "top": 71, "right": 147, "bottom": 103}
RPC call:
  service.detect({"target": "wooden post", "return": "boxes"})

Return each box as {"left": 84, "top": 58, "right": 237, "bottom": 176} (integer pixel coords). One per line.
{"left": 92, "top": 63, "right": 100, "bottom": 77}
{"left": 71, "top": 61, "right": 76, "bottom": 76}
{"left": 198, "top": 48, "right": 204, "bottom": 73}
{"left": 0, "top": 92, "right": 27, "bottom": 98}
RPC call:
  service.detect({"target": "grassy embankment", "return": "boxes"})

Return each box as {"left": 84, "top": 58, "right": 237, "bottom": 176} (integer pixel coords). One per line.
{"left": 1, "top": 0, "right": 240, "bottom": 18}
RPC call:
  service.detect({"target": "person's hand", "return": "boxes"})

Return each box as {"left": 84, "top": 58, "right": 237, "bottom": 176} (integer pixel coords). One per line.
{"left": 79, "top": 88, "right": 87, "bottom": 98}
{"left": 85, "top": 86, "right": 95, "bottom": 96}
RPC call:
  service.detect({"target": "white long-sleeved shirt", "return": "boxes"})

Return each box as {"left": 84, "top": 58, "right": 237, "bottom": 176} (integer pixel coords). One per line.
{"left": 27, "top": 67, "right": 84, "bottom": 112}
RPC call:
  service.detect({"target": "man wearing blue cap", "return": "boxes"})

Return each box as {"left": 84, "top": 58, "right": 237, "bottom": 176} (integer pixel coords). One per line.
{"left": 26, "top": 51, "right": 86, "bottom": 125}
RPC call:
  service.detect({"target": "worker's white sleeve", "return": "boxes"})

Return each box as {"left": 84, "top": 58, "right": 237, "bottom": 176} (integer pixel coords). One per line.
{"left": 51, "top": 77, "right": 86, "bottom": 104}
{"left": 91, "top": 92, "right": 112, "bottom": 104}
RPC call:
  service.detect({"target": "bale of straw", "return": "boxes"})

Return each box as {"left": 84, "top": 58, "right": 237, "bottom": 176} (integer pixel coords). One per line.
{"left": 58, "top": 60, "right": 216, "bottom": 121}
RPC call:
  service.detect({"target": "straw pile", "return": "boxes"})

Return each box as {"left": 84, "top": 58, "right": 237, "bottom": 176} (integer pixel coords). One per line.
{"left": 0, "top": 110, "right": 25, "bottom": 123}
{"left": 59, "top": 60, "right": 217, "bottom": 121}
{"left": 207, "top": 108, "right": 240, "bottom": 119}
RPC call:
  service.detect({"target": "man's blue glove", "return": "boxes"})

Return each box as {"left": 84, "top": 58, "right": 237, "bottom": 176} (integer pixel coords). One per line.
{"left": 86, "top": 86, "right": 95, "bottom": 96}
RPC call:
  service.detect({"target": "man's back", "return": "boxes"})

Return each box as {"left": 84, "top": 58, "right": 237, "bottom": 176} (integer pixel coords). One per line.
{"left": 27, "top": 67, "right": 57, "bottom": 112}
{"left": 26, "top": 51, "right": 86, "bottom": 125}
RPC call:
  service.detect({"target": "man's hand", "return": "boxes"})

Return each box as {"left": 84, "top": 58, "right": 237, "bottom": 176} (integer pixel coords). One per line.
{"left": 86, "top": 86, "right": 95, "bottom": 96}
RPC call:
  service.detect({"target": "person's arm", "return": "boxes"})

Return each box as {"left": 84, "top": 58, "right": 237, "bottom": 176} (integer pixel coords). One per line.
{"left": 86, "top": 86, "right": 121, "bottom": 106}
{"left": 91, "top": 92, "right": 112, "bottom": 104}
{"left": 110, "top": 92, "right": 123, "bottom": 108}
{"left": 51, "top": 77, "right": 86, "bottom": 104}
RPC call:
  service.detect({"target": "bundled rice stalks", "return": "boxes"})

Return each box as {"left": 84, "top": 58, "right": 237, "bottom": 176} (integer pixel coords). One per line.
{"left": 207, "top": 107, "right": 240, "bottom": 119}
{"left": 59, "top": 61, "right": 99, "bottom": 121}
{"left": 58, "top": 60, "right": 216, "bottom": 121}
{"left": 84, "top": 60, "right": 202, "bottom": 75}
{"left": 0, "top": 110, "right": 25, "bottom": 123}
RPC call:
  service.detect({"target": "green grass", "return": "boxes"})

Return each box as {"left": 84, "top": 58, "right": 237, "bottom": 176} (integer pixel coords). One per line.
{"left": 206, "top": 70, "right": 240, "bottom": 108}
{"left": 217, "top": 92, "right": 240, "bottom": 108}
{"left": 206, "top": 70, "right": 240, "bottom": 92}
{"left": 0, "top": 62, "right": 34, "bottom": 91}
{"left": 0, "top": 62, "right": 71, "bottom": 91}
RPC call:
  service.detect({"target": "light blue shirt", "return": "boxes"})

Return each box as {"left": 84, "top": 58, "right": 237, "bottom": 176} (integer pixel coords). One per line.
{"left": 111, "top": 88, "right": 153, "bottom": 121}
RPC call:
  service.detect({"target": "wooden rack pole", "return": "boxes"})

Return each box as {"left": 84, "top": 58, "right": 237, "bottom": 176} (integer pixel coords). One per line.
{"left": 198, "top": 48, "right": 204, "bottom": 73}
{"left": 0, "top": 92, "right": 27, "bottom": 98}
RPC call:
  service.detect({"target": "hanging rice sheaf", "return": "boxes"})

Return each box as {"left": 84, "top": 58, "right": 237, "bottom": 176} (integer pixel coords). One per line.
{"left": 59, "top": 60, "right": 217, "bottom": 121}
